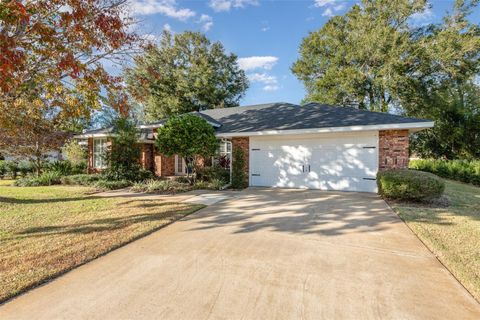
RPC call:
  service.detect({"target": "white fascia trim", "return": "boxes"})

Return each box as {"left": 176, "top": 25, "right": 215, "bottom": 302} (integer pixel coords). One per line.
{"left": 215, "top": 122, "right": 434, "bottom": 138}
{"left": 73, "top": 134, "right": 155, "bottom": 144}
{"left": 139, "top": 121, "right": 221, "bottom": 129}
{"left": 73, "top": 133, "right": 110, "bottom": 139}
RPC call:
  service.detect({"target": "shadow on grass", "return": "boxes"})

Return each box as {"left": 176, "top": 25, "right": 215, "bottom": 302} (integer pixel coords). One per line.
{"left": 6, "top": 202, "right": 203, "bottom": 240}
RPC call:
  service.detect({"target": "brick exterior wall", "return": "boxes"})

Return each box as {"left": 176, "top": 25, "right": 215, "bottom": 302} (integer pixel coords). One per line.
{"left": 139, "top": 144, "right": 154, "bottom": 172}
{"left": 378, "top": 130, "right": 410, "bottom": 170}
{"left": 154, "top": 152, "right": 175, "bottom": 177}
{"left": 232, "top": 137, "right": 249, "bottom": 183}
{"left": 87, "top": 138, "right": 94, "bottom": 173}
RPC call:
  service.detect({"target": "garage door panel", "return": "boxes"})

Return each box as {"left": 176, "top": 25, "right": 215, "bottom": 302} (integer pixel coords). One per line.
{"left": 249, "top": 133, "right": 378, "bottom": 192}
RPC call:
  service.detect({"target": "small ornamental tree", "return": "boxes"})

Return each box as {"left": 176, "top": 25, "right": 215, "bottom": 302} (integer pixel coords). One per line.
{"left": 102, "top": 117, "right": 142, "bottom": 181}
{"left": 155, "top": 114, "right": 218, "bottom": 183}
{"left": 62, "top": 139, "right": 87, "bottom": 167}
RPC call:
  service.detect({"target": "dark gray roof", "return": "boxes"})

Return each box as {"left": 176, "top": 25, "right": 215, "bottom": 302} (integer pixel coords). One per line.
{"left": 199, "top": 102, "right": 431, "bottom": 134}
{"left": 78, "top": 126, "right": 153, "bottom": 140}
{"left": 78, "top": 102, "right": 431, "bottom": 138}
{"left": 142, "top": 111, "right": 222, "bottom": 128}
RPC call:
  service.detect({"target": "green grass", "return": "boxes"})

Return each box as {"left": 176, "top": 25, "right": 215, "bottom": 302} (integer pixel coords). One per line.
{"left": 389, "top": 179, "right": 480, "bottom": 301}
{"left": 0, "top": 181, "right": 204, "bottom": 302}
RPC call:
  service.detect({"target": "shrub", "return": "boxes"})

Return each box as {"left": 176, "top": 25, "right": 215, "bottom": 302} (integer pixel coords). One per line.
{"left": 131, "top": 179, "right": 191, "bottom": 193}
{"left": 93, "top": 179, "right": 131, "bottom": 190}
{"left": 196, "top": 165, "right": 229, "bottom": 183}
{"left": 409, "top": 159, "right": 480, "bottom": 186}
{"left": 231, "top": 148, "right": 247, "bottom": 189}
{"left": 209, "top": 178, "right": 226, "bottom": 190}
{"left": 62, "top": 139, "right": 87, "bottom": 167}
{"left": 36, "top": 171, "right": 62, "bottom": 185}
{"left": 377, "top": 169, "right": 445, "bottom": 201}
{"left": 102, "top": 117, "right": 143, "bottom": 181}
{"left": 46, "top": 160, "right": 73, "bottom": 176}
{"left": 0, "top": 161, "right": 6, "bottom": 178}
{"left": 18, "top": 161, "right": 34, "bottom": 177}
{"left": 60, "top": 174, "right": 102, "bottom": 186}
{"left": 5, "top": 161, "right": 18, "bottom": 179}
{"left": 14, "top": 171, "right": 62, "bottom": 187}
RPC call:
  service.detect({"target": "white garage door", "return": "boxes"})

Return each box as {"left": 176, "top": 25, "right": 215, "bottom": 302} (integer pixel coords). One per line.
{"left": 249, "top": 132, "right": 378, "bottom": 192}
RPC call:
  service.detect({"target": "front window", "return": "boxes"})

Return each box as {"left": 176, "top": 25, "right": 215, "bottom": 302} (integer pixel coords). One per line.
{"left": 215, "top": 140, "right": 232, "bottom": 170}
{"left": 93, "top": 138, "right": 107, "bottom": 169}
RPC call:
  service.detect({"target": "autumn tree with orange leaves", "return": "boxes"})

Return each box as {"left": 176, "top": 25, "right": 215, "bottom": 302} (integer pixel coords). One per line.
{"left": 0, "top": 0, "right": 139, "bottom": 166}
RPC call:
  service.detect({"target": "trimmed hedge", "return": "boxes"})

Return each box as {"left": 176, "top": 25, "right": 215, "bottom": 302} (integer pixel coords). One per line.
{"left": 60, "top": 174, "right": 102, "bottom": 186}
{"left": 409, "top": 159, "right": 480, "bottom": 186}
{"left": 377, "top": 169, "right": 445, "bottom": 201}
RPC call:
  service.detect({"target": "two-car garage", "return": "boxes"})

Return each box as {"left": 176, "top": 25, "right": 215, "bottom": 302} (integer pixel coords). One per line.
{"left": 248, "top": 132, "right": 379, "bottom": 193}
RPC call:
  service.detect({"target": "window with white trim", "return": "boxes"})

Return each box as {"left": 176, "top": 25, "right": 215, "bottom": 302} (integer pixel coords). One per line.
{"left": 215, "top": 140, "right": 232, "bottom": 169}
{"left": 93, "top": 138, "right": 107, "bottom": 169}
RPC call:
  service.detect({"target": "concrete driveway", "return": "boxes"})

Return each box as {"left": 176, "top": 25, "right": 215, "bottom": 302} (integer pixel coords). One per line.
{"left": 1, "top": 188, "right": 479, "bottom": 319}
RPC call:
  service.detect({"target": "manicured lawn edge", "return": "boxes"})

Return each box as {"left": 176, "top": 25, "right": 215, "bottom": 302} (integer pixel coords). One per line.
{"left": 383, "top": 178, "right": 480, "bottom": 303}
{"left": 386, "top": 201, "right": 479, "bottom": 304}
{"left": 0, "top": 203, "right": 205, "bottom": 304}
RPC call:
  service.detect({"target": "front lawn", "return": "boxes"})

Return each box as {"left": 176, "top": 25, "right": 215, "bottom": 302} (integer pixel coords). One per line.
{"left": 0, "top": 181, "right": 204, "bottom": 303}
{"left": 388, "top": 179, "right": 480, "bottom": 301}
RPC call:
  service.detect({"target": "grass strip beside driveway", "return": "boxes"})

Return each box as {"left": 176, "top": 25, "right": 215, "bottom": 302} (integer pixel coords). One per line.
{"left": 0, "top": 181, "right": 204, "bottom": 303}
{"left": 389, "top": 179, "right": 480, "bottom": 302}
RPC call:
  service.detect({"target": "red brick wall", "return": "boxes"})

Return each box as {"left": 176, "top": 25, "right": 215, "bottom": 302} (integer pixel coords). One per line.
{"left": 87, "top": 138, "right": 94, "bottom": 173}
{"left": 154, "top": 152, "right": 175, "bottom": 177}
{"left": 140, "top": 144, "right": 154, "bottom": 172}
{"left": 232, "top": 137, "right": 249, "bottom": 182}
{"left": 379, "top": 130, "right": 409, "bottom": 170}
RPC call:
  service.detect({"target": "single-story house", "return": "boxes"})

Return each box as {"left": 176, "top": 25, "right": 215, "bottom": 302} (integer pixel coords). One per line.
{"left": 75, "top": 102, "right": 433, "bottom": 193}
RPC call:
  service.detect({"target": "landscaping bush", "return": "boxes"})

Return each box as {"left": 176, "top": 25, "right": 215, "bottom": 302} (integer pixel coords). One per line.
{"left": 196, "top": 165, "right": 229, "bottom": 183}
{"left": 231, "top": 148, "right": 247, "bottom": 189}
{"left": 18, "top": 161, "right": 34, "bottom": 177}
{"left": 60, "top": 174, "right": 102, "bottom": 186}
{"left": 4, "top": 161, "right": 18, "bottom": 179}
{"left": 409, "top": 159, "right": 480, "bottom": 186}
{"left": 14, "top": 171, "right": 62, "bottom": 187}
{"left": 102, "top": 117, "right": 144, "bottom": 182}
{"left": 131, "top": 179, "right": 191, "bottom": 193}
{"left": 46, "top": 160, "right": 73, "bottom": 176}
{"left": 377, "top": 169, "right": 445, "bottom": 201}
{"left": 0, "top": 161, "right": 6, "bottom": 179}
{"left": 93, "top": 179, "right": 131, "bottom": 190}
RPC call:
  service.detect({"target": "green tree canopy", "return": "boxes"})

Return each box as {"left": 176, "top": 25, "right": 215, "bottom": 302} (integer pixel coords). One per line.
{"left": 126, "top": 31, "right": 249, "bottom": 120}
{"left": 292, "top": 0, "right": 480, "bottom": 159}
{"left": 103, "top": 117, "right": 142, "bottom": 181}
{"left": 155, "top": 114, "right": 218, "bottom": 182}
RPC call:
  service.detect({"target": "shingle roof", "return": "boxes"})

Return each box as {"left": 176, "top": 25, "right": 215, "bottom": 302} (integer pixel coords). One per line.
{"left": 199, "top": 102, "right": 431, "bottom": 134}
{"left": 77, "top": 102, "right": 432, "bottom": 138}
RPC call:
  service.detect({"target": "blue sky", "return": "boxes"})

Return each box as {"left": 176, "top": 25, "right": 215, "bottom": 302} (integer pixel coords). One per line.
{"left": 126, "top": 0, "right": 480, "bottom": 106}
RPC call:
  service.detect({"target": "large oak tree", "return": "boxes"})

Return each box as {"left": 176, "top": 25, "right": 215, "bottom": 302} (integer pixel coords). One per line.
{"left": 292, "top": 0, "right": 480, "bottom": 159}
{"left": 125, "top": 31, "right": 249, "bottom": 120}
{"left": 0, "top": 0, "right": 138, "bottom": 161}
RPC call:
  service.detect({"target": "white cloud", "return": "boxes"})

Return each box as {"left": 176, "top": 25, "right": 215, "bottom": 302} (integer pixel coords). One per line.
{"left": 410, "top": 7, "right": 434, "bottom": 25}
{"left": 322, "top": 8, "right": 333, "bottom": 17}
{"left": 248, "top": 72, "right": 277, "bottom": 85}
{"left": 237, "top": 56, "right": 279, "bottom": 71}
{"left": 163, "top": 23, "right": 172, "bottom": 32}
{"left": 263, "top": 85, "right": 279, "bottom": 91}
{"left": 131, "top": 0, "right": 196, "bottom": 20}
{"left": 314, "top": 0, "right": 345, "bottom": 17}
{"left": 261, "top": 26, "right": 270, "bottom": 32}
{"left": 199, "top": 14, "right": 214, "bottom": 32}
{"left": 248, "top": 72, "right": 279, "bottom": 92}
{"left": 209, "top": 0, "right": 258, "bottom": 12}
{"left": 314, "top": 0, "right": 337, "bottom": 7}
